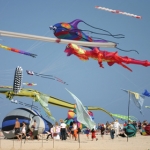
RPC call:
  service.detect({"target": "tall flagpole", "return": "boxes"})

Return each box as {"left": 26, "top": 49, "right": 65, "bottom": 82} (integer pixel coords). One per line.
{"left": 127, "top": 91, "right": 130, "bottom": 142}
{"left": 77, "top": 123, "right": 80, "bottom": 149}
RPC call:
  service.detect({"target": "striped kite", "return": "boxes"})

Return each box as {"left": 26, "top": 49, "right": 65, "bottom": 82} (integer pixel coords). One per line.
{"left": 26, "top": 70, "right": 68, "bottom": 85}
{"left": 95, "top": 6, "right": 142, "bottom": 19}
{"left": 23, "top": 83, "right": 37, "bottom": 86}
{"left": 0, "top": 44, "right": 37, "bottom": 58}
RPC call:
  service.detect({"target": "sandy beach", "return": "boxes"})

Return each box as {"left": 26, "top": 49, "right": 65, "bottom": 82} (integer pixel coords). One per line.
{"left": 0, "top": 133, "right": 149, "bottom": 150}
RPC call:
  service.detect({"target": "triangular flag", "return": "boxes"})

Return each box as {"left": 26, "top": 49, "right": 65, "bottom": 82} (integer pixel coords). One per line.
{"left": 122, "top": 89, "right": 145, "bottom": 114}
{"left": 66, "top": 89, "right": 95, "bottom": 130}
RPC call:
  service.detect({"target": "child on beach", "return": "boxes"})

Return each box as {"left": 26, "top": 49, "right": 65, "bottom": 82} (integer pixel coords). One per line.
{"left": 91, "top": 128, "right": 98, "bottom": 141}
{"left": 85, "top": 128, "right": 90, "bottom": 139}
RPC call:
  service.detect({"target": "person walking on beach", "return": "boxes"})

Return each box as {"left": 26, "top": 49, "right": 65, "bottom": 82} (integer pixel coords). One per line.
{"left": 14, "top": 118, "right": 21, "bottom": 140}
{"left": 31, "top": 120, "right": 39, "bottom": 140}
{"left": 60, "top": 119, "right": 67, "bottom": 140}
{"left": 113, "top": 119, "right": 120, "bottom": 137}
{"left": 85, "top": 128, "right": 90, "bottom": 139}
{"left": 73, "top": 121, "right": 78, "bottom": 141}
{"left": 100, "top": 124, "right": 105, "bottom": 139}
{"left": 91, "top": 128, "right": 98, "bottom": 141}
{"left": 108, "top": 122, "right": 115, "bottom": 140}
{"left": 46, "top": 125, "right": 53, "bottom": 140}
{"left": 21, "top": 122, "right": 27, "bottom": 140}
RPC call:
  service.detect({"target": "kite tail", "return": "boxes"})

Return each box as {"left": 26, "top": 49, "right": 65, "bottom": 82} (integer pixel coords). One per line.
{"left": 34, "top": 72, "right": 53, "bottom": 77}
{"left": 82, "top": 21, "right": 125, "bottom": 38}
{"left": 79, "top": 29, "right": 125, "bottom": 39}
{"left": 116, "top": 47, "right": 139, "bottom": 54}
{"left": 29, "top": 53, "right": 37, "bottom": 58}
{"left": 118, "top": 62, "right": 133, "bottom": 72}
{"left": 35, "top": 75, "right": 55, "bottom": 80}
{"left": 34, "top": 73, "right": 68, "bottom": 84}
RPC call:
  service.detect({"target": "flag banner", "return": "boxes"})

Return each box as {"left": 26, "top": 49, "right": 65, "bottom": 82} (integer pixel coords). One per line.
{"left": 122, "top": 89, "right": 145, "bottom": 114}
{"left": 142, "top": 90, "right": 150, "bottom": 97}
{"left": 66, "top": 89, "right": 95, "bottom": 130}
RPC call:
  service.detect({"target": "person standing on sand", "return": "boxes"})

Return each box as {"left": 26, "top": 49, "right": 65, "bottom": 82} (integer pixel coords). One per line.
{"left": 113, "top": 119, "right": 120, "bottom": 137}
{"left": 31, "top": 120, "right": 39, "bottom": 140}
{"left": 21, "top": 122, "right": 27, "bottom": 140}
{"left": 108, "top": 122, "right": 115, "bottom": 140}
{"left": 100, "top": 124, "right": 105, "bottom": 139}
{"left": 14, "top": 118, "right": 21, "bottom": 140}
{"left": 60, "top": 119, "right": 67, "bottom": 140}
{"left": 85, "top": 128, "right": 90, "bottom": 139}
{"left": 73, "top": 121, "right": 78, "bottom": 141}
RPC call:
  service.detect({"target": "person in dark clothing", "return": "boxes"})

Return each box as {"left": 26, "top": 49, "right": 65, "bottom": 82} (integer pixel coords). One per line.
{"left": 132, "top": 121, "right": 137, "bottom": 128}
{"left": 69, "top": 122, "right": 74, "bottom": 139}
{"left": 60, "top": 119, "right": 67, "bottom": 140}
{"left": 118, "top": 129, "right": 127, "bottom": 138}
{"left": 46, "top": 129, "right": 53, "bottom": 140}
{"left": 110, "top": 129, "right": 115, "bottom": 139}
{"left": 138, "top": 121, "right": 142, "bottom": 130}
{"left": 108, "top": 122, "right": 115, "bottom": 139}
{"left": 46, "top": 125, "right": 53, "bottom": 140}
{"left": 100, "top": 124, "right": 105, "bottom": 139}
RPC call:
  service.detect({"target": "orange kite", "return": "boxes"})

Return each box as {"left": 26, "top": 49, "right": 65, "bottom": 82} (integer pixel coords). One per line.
{"left": 64, "top": 43, "right": 150, "bottom": 71}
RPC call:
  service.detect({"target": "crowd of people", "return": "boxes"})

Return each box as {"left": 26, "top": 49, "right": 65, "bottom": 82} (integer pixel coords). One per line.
{"left": 13, "top": 118, "right": 40, "bottom": 141}
{"left": 12, "top": 118, "right": 150, "bottom": 141}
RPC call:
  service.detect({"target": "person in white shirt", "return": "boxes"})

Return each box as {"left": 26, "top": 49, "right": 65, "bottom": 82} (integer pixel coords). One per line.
{"left": 60, "top": 119, "right": 67, "bottom": 140}
{"left": 113, "top": 119, "right": 120, "bottom": 137}
{"left": 21, "top": 122, "right": 26, "bottom": 140}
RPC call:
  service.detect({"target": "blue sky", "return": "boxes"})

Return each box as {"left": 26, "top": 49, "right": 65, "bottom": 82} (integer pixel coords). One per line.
{"left": 0, "top": 0, "right": 150, "bottom": 125}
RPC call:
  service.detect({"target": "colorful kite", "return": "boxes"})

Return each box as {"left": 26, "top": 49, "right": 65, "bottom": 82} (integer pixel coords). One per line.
{"left": 23, "top": 83, "right": 37, "bottom": 86}
{"left": 50, "top": 19, "right": 138, "bottom": 53}
{"left": 64, "top": 43, "right": 150, "bottom": 71}
{"left": 13, "top": 66, "right": 23, "bottom": 94}
{"left": 26, "top": 70, "right": 68, "bottom": 85}
{"left": 0, "top": 86, "right": 115, "bottom": 120}
{"left": 65, "top": 109, "right": 94, "bottom": 129}
{"left": 0, "top": 44, "right": 37, "bottom": 58}
{"left": 95, "top": 6, "right": 142, "bottom": 19}
{"left": 142, "top": 90, "right": 150, "bottom": 97}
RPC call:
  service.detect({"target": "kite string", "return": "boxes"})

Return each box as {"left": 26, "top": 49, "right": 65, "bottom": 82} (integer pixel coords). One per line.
{"left": 39, "top": 51, "right": 69, "bottom": 74}
{"left": 26, "top": 30, "right": 50, "bottom": 52}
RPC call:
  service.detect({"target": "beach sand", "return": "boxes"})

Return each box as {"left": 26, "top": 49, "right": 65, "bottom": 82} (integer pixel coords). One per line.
{"left": 0, "top": 133, "right": 149, "bottom": 150}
